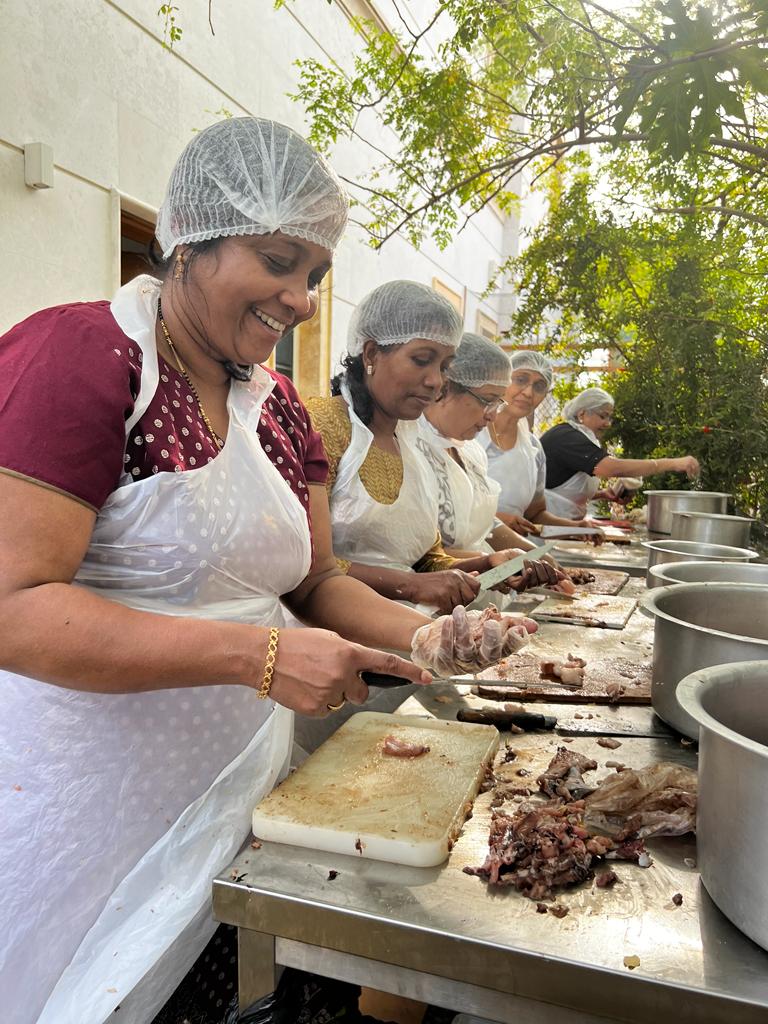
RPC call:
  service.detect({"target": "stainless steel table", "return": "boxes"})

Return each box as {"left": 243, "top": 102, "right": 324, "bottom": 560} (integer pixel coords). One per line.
{"left": 213, "top": 690, "right": 768, "bottom": 1023}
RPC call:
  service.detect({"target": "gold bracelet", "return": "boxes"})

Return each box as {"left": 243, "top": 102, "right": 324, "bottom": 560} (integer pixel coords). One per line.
{"left": 257, "top": 627, "right": 280, "bottom": 699}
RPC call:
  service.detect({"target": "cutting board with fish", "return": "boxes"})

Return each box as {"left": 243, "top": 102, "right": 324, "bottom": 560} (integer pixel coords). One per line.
{"left": 564, "top": 567, "right": 629, "bottom": 596}
{"left": 251, "top": 712, "right": 499, "bottom": 867}
{"left": 532, "top": 593, "right": 637, "bottom": 630}
{"left": 475, "top": 649, "right": 651, "bottom": 704}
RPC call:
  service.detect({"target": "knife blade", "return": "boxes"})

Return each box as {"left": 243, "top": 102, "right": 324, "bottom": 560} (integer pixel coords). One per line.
{"left": 474, "top": 541, "right": 558, "bottom": 591}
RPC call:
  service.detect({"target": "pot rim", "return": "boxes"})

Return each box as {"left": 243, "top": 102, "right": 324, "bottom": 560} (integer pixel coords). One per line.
{"left": 671, "top": 511, "right": 755, "bottom": 525}
{"left": 643, "top": 489, "right": 732, "bottom": 498}
{"left": 648, "top": 560, "right": 768, "bottom": 585}
{"left": 641, "top": 539, "right": 759, "bottom": 560}
{"left": 640, "top": 581, "right": 768, "bottom": 645}
{"left": 677, "top": 660, "right": 768, "bottom": 757}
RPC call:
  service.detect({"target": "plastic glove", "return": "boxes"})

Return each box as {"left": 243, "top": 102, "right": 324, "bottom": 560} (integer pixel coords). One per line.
{"left": 411, "top": 605, "right": 538, "bottom": 677}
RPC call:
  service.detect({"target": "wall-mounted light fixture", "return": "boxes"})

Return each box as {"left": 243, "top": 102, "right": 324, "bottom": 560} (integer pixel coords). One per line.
{"left": 24, "top": 143, "right": 54, "bottom": 189}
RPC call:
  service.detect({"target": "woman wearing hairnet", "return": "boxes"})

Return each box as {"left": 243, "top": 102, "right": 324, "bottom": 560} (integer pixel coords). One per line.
{"left": 0, "top": 119, "right": 531, "bottom": 1024}
{"left": 482, "top": 351, "right": 600, "bottom": 534}
{"left": 308, "top": 284, "right": 559, "bottom": 612}
{"left": 415, "top": 334, "right": 565, "bottom": 589}
{"left": 541, "top": 386, "right": 700, "bottom": 519}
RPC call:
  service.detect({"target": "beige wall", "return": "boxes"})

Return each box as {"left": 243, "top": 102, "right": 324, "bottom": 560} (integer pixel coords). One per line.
{"left": 0, "top": 0, "right": 518, "bottom": 386}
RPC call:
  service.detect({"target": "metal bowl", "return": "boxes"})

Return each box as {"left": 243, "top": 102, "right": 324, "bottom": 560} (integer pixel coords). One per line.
{"left": 644, "top": 490, "right": 730, "bottom": 534}
{"left": 670, "top": 510, "right": 754, "bottom": 548}
{"left": 642, "top": 539, "right": 759, "bottom": 587}
{"left": 678, "top": 661, "right": 768, "bottom": 952}
{"left": 648, "top": 560, "right": 768, "bottom": 588}
{"left": 640, "top": 582, "right": 768, "bottom": 737}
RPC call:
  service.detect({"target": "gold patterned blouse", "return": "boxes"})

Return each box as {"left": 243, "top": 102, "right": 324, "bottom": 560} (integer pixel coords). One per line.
{"left": 307, "top": 395, "right": 456, "bottom": 572}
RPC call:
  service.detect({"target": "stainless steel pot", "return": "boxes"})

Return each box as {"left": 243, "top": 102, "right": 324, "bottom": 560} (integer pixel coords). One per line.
{"left": 649, "top": 560, "right": 768, "bottom": 588}
{"left": 642, "top": 539, "right": 759, "bottom": 587}
{"left": 670, "top": 510, "right": 754, "bottom": 548}
{"left": 644, "top": 490, "right": 730, "bottom": 534}
{"left": 640, "top": 582, "right": 768, "bottom": 737}
{"left": 677, "top": 661, "right": 768, "bottom": 953}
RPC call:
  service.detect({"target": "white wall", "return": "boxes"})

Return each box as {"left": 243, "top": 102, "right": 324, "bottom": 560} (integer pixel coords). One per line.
{"left": 0, "top": 0, "right": 519, "bottom": 374}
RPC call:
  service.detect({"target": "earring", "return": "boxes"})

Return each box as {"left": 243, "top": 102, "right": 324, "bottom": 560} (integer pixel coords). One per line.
{"left": 174, "top": 253, "right": 185, "bottom": 280}
{"left": 366, "top": 364, "right": 373, "bottom": 376}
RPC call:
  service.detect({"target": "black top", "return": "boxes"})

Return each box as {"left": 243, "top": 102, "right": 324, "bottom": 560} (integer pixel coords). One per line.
{"left": 540, "top": 422, "right": 608, "bottom": 489}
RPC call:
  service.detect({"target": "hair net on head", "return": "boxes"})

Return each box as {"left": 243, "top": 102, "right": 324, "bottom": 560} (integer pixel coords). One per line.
{"left": 347, "top": 280, "right": 464, "bottom": 356}
{"left": 509, "top": 349, "right": 554, "bottom": 390}
{"left": 156, "top": 117, "right": 349, "bottom": 259}
{"left": 444, "top": 333, "right": 511, "bottom": 388}
{"left": 562, "top": 386, "right": 614, "bottom": 422}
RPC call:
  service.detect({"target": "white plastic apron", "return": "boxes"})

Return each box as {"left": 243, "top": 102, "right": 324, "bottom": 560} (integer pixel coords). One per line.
{"left": 481, "top": 422, "right": 539, "bottom": 519}
{"left": 415, "top": 417, "right": 499, "bottom": 552}
{"left": 329, "top": 383, "right": 439, "bottom": 572}
{"left": 544, "top": 421, "right": 602, "bottom": 519}
{"left": 0, "top": 276, "right": 312, "bottom": 1024}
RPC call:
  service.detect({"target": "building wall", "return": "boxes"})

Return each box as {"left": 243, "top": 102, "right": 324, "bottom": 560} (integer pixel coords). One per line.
{"left": 0, "top": 0, "right": 519, "bottom": 390}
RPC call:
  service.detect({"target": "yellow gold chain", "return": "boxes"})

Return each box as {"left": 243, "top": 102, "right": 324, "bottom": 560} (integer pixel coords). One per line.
{"left": 157, "top": 300, "right": 225, "bottom": 450}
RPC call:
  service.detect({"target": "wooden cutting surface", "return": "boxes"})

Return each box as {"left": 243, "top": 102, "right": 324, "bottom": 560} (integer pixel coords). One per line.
{"left": 564, "top": 567, "right": 629, "bottom": 596}
{"left": 476, "top": 604, "right": 654, "bottom": 704}
{"left": 532, "top": 592, "right": 638, "bottom": 630}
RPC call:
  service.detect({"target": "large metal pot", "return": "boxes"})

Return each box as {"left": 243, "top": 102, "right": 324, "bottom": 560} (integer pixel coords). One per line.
{"left": 648, "top": 559, "right": 768, "bottom": 588}
{"left": 640, "top": 582, "right": 768, "bottom": 737}
{"left": 670, "top": 510, "right": 754, "bottom": 548}
{"left": 644, "top": 490, "right": 730, "bottom": 534}
{"left": 642, "top": 539, "right": 759, "bottom": 587}
{"left": 677, "top": 661, "right": 768, "bottom": 953}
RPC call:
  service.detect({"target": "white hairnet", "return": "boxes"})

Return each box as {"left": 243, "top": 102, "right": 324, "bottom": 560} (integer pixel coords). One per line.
{"left": 445, "top": 333, "right": 511, "bottom": 388}
{"left": 509, "top": 349, "right": 554, "bottom": 389}
{"left": 562, "top": 386, "right": 614, "bottom": 422}
{"left": 347, "top": 280, "right": 463, "bottom": 356}
{"left": 156, "top": 117, "right": 349, "bottom": 259}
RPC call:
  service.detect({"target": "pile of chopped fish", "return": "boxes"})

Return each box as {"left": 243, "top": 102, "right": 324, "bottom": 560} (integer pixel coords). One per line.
{"left": 382, "top": 735, "right": 430, "bottom": 758}
{"left": 566, "top": 568, "right": 596, "bottom": 585}
{"left": 537, "top": 746, "right": 598, "bottom": 800}
{"left": 539, "top": 654, "right": 586, "bottom": 688}
{"left": 464, "top": 750, "right": 696, "bottom": 901}
{"left": 464, "top": 799, "right": 646, "bottom": 901}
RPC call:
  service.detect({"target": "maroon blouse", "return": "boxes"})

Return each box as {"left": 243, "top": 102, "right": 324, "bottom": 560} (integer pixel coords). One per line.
{"left": 0, "top": 302, "right": 328, "bottom": 524}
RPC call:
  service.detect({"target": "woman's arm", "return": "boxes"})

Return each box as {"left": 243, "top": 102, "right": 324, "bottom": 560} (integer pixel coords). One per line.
{"left": 525, "top": 497, "right": 594, "bottom": 529}
{"left": 286, "top": 487, "right": 480, "bottom": 619}
{"left": 0, "top": 474, "right": 425, "bottom": 710}
{"left": 592, "top": 455, "right": 700, "bottom": 478}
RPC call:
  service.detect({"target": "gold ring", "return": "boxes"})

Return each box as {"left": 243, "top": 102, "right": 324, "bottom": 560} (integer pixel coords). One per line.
{"left": 327, "top": 695, "right": 347, "bottom": 712}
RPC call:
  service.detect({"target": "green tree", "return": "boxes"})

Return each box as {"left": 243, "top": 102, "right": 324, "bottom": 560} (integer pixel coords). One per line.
{"left": 508, "top": 165, "right": 768, "bottom": 538}
{"left": 279, "top": 0, "right": 768, "bottom": 247}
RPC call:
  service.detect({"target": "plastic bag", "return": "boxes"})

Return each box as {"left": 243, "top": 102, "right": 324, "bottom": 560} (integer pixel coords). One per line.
{"left": 584, "top": 763, "right": 697, "bottom": 839}
{"left": 228, "top": 968, "right": 364, "bottom": 1023}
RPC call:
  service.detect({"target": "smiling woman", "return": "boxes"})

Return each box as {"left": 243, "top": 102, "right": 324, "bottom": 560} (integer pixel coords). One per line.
{"left": 1, "top": 119, "right": 527, "bottom": 1024}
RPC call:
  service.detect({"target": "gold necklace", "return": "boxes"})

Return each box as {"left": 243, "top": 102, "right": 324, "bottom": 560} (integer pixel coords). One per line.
{"left": 157, "top": 300, "right": 225, "bottom": 450}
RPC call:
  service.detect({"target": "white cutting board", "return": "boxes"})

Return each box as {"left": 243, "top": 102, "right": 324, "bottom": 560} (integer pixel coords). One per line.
{"left": 252, "top": 712, "right": 499, "bottom": 867}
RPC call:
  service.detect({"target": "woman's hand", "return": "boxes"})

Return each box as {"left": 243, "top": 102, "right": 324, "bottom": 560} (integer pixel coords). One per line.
{"left": 411, "top": 605, "right": 538, "bottom": 676}
{"left": 499, "top": 512, "right": 539, "bottom": 535}
{"left": 486, "top": 549, "right": 568, "bottom": 593}
{"left": 268, "top": 628, "right": 431, "bottom": 717}
{"left": 674, "top": 455, "right": 701, "bottom": 479}
{"left": 400, "top": 569, "right": 481, "bottom": 613}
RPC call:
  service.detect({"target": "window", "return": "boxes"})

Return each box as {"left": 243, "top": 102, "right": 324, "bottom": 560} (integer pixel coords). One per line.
{"left": 274, "top": 329, "right": 295, "bottom": 380}
{"left": 476, "top": 311, "right": 498, "bottom": 340}
{"left": 431, "top": 278, "right": 464, "bottom": 315}
{"left": 120, "top": 209, "right": 156, "bottom": 286}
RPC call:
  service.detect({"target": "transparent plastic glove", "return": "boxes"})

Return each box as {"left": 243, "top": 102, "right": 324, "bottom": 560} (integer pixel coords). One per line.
{"left": 411, "top": 605, "right": 538, "bottom": 677}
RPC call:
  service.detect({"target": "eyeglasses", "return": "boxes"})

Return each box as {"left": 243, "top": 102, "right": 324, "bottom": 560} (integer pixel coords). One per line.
{"left": 459, "top": 385, "right": 508, "bottom": 415}
{"left": 510, "top": 372, "right": 549, "bottom": 396}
